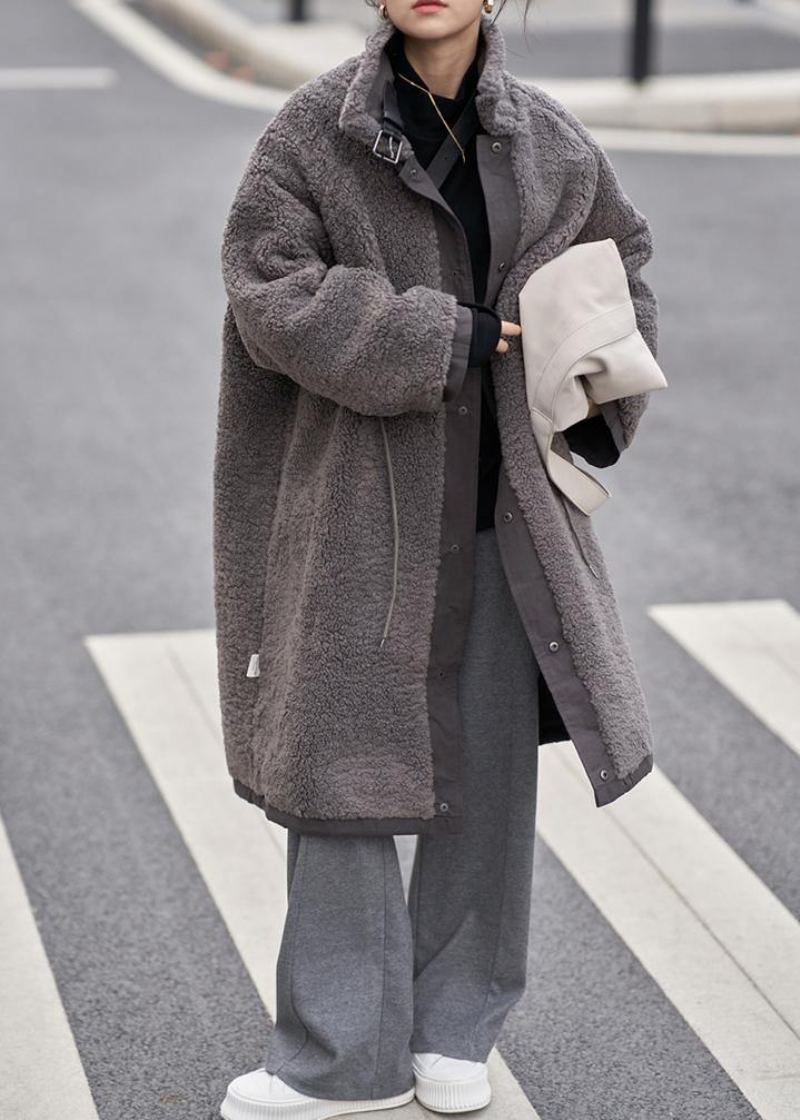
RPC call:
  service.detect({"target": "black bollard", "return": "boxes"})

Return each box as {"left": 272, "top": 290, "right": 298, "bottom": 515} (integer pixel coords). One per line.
{"left": 630, "top": 0, "right": 654, "bottom": 84}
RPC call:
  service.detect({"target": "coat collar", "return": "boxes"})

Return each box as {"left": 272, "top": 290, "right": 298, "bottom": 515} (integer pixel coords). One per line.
{"left": 338, "top": 13, "right": 518, "bottom": 158}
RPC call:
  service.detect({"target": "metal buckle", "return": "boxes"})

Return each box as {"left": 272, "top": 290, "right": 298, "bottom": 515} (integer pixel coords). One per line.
{"left": 372, "top": 128, "right": 404, "bottom": 164}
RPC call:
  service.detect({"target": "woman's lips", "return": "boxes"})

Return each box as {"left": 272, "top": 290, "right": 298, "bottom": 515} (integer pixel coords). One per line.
{"left": 412, "top": 1, "right": 446, "bottom": 10}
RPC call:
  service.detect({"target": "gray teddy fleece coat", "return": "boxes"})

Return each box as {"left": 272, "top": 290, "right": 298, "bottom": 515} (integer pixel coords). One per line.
{"left": 215, "top": 13, "right": 660, "bottom": 837}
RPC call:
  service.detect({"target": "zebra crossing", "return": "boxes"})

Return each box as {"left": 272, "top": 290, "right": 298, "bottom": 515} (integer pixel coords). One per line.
{"left": 2, "top": 599, "right": 799, "bottom": 1118}
{"left": 82, "top": 629, "right": 543, "bottom": 1119}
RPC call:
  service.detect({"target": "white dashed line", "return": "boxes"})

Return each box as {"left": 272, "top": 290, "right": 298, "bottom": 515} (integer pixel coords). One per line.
{"left": 0, "top": 67, "right": 116, "bottom": 90}
{"left": 591, "top": 126, "right": 800, "bottom": 156}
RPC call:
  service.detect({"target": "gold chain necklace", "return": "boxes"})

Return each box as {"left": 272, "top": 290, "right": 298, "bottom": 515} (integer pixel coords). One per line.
{"left": 397, "top": 72, "right": 467, "bottom": 164}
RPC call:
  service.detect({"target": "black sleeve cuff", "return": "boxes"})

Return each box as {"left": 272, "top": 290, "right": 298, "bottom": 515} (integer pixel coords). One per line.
{"left": 458, "top": 302, "right": 502, "bottom": 368}
{"left": 442, "top": 302, "right": 475, "bottom": 402}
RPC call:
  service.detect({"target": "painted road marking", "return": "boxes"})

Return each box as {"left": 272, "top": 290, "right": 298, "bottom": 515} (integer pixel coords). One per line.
{"left": 0, "top": 814, "right": 99, "bottom": 1120}
{"left": 0, "top": 67, "right": 116, "bottom": 90}
{"left": 84, "top": 628, "right": 542, "bottom": 1119}
{"left": 531, "top": 68, "right": 800, "bottom": 149}
{"left": 590, "top": 126, "right": 800, "bottom": 156}
{"left": 537, "top": 745, "right": 800, "bottom": 1120}
{"left": 72, "top": 0, "right": 285, "bottom": 111}
{"left": 84, "top": 629, "right": 288, "bottom": 1015}
{"left": 85, "top": 610, "right": 800, "bottom": 1118}
{"left": 649, "top": 599, "right": 800, "bottom": 757}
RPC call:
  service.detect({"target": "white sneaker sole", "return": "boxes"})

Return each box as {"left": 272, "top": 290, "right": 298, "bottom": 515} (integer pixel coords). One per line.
{"left": 412, "top": 1069, "right": 492, "bottom": 1114}
{"left": 220, "top": 1083, "right": 415, "bottom": 1120}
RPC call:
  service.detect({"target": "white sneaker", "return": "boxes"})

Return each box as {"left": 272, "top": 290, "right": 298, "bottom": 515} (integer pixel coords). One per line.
{"left": 411, "top": 1052, "right": 492, "bottom": 1113}
{"left": 220, "top": 1067, "right": 415, "bottom": 1120}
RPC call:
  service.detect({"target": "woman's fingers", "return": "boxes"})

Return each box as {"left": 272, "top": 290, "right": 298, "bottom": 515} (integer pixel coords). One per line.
{"left": 495, "top": 319, "right": 522, "bottom": 354}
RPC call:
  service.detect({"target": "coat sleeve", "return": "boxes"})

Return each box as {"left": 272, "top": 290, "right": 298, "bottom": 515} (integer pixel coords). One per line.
{"left": 220, "top": 124, "right": 473, "bottom": 417}
{"left": 569, "top": 135, "right": 660, "bottom": 457}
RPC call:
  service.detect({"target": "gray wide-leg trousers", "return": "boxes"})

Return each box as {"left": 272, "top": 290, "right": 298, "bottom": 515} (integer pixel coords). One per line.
{"left": 263, "top": 526, "right": 541, "bottom": 1101}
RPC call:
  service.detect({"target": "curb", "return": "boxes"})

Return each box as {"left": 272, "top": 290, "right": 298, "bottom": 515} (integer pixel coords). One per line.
{"left": 139, "top": 0, "right": 800, "bottom": 132}
{"left": 140, "top": 0, "right": 366, "bottom": 87}
{"left": 538, "top": 69, "right": 800, "bottom": 133}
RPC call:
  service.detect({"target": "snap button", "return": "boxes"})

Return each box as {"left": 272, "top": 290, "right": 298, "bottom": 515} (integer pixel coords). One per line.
{"left": 548, "top": 640, "right": 559, "bottom": 652}
{"left": 439, "top": 802, "right": 449, "bottom": 813}
{"left": 450, "top": 543, "right": 460, "bottom": 553}
{"left": 491, "top": 140, "right": 502, "bottom": 152}
{"left": 409, "top": 168, "right": 418, "bottom": 177}
{"left": 599, "top": 769, "right": 609, "bottom": 781}
{"left": 458, "top": 404, "right": 469, "bottom": 415}
{"left": 497, "top": 261, "right": 506, "bottom": 271}
{"left": 502, "top": 511, "right": 513, "bottom": 522}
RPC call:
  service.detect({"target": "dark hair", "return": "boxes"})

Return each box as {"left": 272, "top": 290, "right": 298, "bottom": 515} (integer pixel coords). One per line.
{"left": 364, "top": 1, "right": 536, "bottom": 30}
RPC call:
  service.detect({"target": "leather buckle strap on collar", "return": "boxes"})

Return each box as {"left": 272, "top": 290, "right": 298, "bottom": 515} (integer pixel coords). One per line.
{"left": 373, "top": 71, "right": 482, "bottom": 173}
{"left": 373, "top": 78, "right": 405, "bottom": 163}
{"left": 373, "top": 128, "right": 403, "bottom": 163}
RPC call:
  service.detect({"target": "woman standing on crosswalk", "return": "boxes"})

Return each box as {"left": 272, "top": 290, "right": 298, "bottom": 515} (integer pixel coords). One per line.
{"left": 214, "top": 0, "right": 660, "bottom": 1116}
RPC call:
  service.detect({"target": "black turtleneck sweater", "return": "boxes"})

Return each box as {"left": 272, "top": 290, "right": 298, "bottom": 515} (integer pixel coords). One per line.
{"left": 386, "top": 30, "right": 503, "bottom": 533}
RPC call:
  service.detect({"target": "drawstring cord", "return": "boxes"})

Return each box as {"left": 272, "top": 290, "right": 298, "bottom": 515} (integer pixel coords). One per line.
{"left": 379, "top": 416, "right": 399, "bottom": 649}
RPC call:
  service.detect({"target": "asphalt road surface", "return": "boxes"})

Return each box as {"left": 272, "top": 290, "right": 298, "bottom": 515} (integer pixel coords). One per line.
{"left": 1, "top": 2, "right": 799, "bottom": 1119}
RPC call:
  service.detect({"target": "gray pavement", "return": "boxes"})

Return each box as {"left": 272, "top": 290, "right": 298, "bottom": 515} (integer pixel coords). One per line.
{"left": 502, "top": 23, "right": 800, "bottom": 80}
{"left": 1, "top": 1, "right": 799, "bottom": 1118}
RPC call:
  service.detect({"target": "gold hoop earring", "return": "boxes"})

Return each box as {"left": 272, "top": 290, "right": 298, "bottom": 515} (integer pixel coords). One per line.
{"left": 379, "top": 3, "right": 390, "bottom": 19}
{"left": 483, "top": 0, "right": 494, "bottom": 11}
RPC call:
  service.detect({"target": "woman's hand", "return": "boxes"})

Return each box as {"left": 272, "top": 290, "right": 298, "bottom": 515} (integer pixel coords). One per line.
{"left": 495, "top": 320, "right": 522, "bottom": 354}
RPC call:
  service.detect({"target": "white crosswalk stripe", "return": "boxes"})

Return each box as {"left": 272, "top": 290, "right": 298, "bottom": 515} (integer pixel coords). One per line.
{"left": 85, "top": 629, "right": 288, "bottom": 1014}
{"left": 0, "top": 815, "right": 99, "bottom": 1120}
{"left": 649, "top": 599, "right": 800, "bottom": 758}
{"left": 538, "top": 747, "right": 800, "bottom": 1120}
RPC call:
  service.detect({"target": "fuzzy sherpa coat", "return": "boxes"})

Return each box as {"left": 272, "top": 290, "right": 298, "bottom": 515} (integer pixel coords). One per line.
{"left": 214, "top": 12, "right": 660, "bottom": 837}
